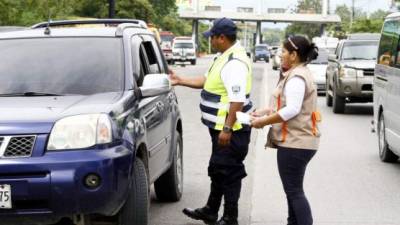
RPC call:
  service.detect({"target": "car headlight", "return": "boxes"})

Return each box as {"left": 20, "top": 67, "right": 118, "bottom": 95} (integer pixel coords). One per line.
{"left": 47, "top": 114, "right": 112, "bottom": 150}
{"left": 340, "top": 67, "right": 357, "bottom": 78}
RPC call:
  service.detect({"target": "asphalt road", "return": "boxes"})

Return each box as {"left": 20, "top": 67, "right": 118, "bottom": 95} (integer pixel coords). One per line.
{"left": 149, "top": 56, "right": 400, "bottom": 225}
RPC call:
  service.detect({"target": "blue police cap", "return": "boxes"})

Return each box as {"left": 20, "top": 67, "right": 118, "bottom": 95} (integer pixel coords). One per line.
{"left": 203, "top": 17, "right": 237, "bottom": 38}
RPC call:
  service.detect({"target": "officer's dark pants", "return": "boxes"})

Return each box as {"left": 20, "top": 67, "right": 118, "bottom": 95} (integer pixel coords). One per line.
{"left": 277, "top": 146, "right": 316, "bottom": 225}
{"left": 206, "top": 128, "right": 251, "bottom": 217}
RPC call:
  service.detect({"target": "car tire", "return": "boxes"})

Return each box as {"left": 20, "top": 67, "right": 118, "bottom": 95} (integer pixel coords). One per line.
{"left": 171, "top": 60, "right": 175, "bottom": 65}
{"left": 265, "top": 59, "right": 269, "bottom": 63}
{"left": 326, "top": 81, "right": 333, "bottom": 107}
{"left": 118, "top": 157, "right": 149, "bottom": 225}
{"left": 191, "top": 60, "right": 196, "bottom": 65}
{"left": 154, "top": 132, "right": 183, "bottom": 202}
{"left": 332, "top": 84, "right": 345, "bottom": 114}
{"left": 378, "top": 114, "right": 398, "bottom": 163}
{"left": 272, "top": 65, "right": 277, "bottom": 70}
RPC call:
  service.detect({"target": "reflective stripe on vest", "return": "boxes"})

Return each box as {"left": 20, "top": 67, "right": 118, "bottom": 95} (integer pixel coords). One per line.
{"left": 200, "top": 45, "right": 252, "bottom": 131}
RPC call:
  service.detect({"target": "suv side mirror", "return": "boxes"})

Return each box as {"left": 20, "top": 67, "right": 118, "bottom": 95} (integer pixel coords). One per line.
{"left": 328, "top": 54, "right": 338, "bottom": 61}
{"left": 139, "top": 74, "right": 171, "bottom": 98}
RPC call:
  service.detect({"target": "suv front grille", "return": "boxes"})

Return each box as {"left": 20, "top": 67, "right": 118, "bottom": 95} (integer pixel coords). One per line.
{"left": 0, "top": 136, "right": 36, "bottom": 158}
{"left": 363, "top": 69, "right": 374, "bottom": 76}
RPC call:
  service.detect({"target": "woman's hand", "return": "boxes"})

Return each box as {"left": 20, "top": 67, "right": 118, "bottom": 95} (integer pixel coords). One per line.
{"left": 250, "top": 116, "right": 267, "bottom": 129}
{"left": 168, "top": 69, "right": 181, "bottom": 86}
{"left": 250, "top": 107, "right": 273, "bottom": 117}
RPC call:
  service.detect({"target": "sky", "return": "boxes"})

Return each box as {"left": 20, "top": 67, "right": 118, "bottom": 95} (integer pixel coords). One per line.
{"left": 210, "top": 0, "right": 392, "bottom": 29}
{"left": 213, "top": 0, "right": 391, "bottom": 14}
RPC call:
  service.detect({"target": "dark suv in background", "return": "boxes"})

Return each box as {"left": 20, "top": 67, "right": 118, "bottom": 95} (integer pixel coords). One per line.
{"left": 0, "top": 19, "right": 183, "bottom": 225}
{"left": 253, "top": 44, "right": 270, "bottom": 63}
{"left": 326, "top": 34, "right": 379, "bottom": 113}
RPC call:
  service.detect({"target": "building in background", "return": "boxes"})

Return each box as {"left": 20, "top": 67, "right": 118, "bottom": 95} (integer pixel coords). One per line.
{"left": 176, "top": 0, "right": 214, "bottom": 12}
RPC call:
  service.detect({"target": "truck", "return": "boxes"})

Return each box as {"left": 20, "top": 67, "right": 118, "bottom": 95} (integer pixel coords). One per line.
{"left": 160, "top": 31, "right": 175, "bottom": 64}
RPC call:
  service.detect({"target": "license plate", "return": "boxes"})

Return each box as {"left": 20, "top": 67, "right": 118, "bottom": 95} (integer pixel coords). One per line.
{"left": 0, "top": 184, "right": 11, "bottom": 209}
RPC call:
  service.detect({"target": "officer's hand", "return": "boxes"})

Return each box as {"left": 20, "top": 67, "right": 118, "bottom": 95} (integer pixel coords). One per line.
{"left": 168, "top": 69, "right": 181, "bottom": 86}
{"left": 218, "top": 131, "right": 232, "bottom": 147}
{"left": 250, "top": 116, "right": 266, "bottom": 129}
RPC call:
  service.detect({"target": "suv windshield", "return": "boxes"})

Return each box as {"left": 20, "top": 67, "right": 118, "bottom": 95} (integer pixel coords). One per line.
{"left": 310, "top": 49, "right": 328, "bottom": 64}
{"left": 255, "top": 46, "right": 268, "bottom": 51}
{"left": 0, "top": 38, "right": 124, "bottom": 96}
{"left": 174, "top": 42, "right": 193, "bottom": 49}
{"left": 341, "top": 41, "right": 378, "bottom": 60}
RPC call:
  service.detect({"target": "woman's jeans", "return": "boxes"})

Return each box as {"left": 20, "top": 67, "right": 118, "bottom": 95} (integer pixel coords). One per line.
{"left": 277, "top": 146, "right": 316, "bottom": 225}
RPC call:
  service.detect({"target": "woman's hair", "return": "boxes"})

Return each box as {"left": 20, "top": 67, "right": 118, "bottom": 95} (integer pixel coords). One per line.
{"left": 283, "top": 35, "right": 318, "bottom": 63}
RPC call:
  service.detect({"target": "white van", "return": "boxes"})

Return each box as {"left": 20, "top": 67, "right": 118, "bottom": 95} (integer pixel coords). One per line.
{"left": 374, "top": 12, "right": 400, "bottom": 162}
{"left": 172, "top": 37, "right": 196, "bottom": 65}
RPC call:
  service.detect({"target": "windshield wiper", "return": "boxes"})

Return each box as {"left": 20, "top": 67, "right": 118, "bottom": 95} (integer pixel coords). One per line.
{"left": 0, "top": 92, "right": 63, "bottom": 97}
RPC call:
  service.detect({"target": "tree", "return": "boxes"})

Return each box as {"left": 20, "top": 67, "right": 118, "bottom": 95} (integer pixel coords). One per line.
{"left": 116, "top": 0, "right": 155, "bottom": 22}
{"left": 285, "top": 0, "right": 322, "bottom": 38}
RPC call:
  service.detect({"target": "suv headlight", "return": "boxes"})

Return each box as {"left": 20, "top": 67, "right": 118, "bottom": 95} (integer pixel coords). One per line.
{"left": 47, "top": 114, "right": 112, "bottom": 150}
{"left": 340, "top": 67, "right": 357, "bottom": 78}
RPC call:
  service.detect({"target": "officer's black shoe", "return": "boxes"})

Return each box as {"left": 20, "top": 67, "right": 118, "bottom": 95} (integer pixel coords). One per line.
{"left": 182, "top": 206, "right": 218, "bottom": 225}
{"left": 215, "top": 217, "right": 239, "bottom": 225}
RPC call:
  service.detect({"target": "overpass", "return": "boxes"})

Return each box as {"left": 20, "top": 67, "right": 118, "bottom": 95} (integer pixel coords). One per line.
{"left": 179, "top": 10, "right": 341, "bottom": 50}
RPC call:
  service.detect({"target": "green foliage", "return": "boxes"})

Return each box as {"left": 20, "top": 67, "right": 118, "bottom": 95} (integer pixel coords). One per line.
{"left": 263, "top": 28, "right": 285, "bottom": 45}
{"left": 285, "top": 0, "right": 322, "bottom": 38}
{"left": 116, "top": 0, "right": 155, "bottom": 22}
{"left": 0, "top": 0, "right": 196, "bottom": 51}
{"left": 327, "top": 4, "right": 386, "bottom": 38}
{"left": 351, "top": 19, "right": 385, "bottom": 33}
{"left": 295, "top": 0, "right": 322, "bottom": 14}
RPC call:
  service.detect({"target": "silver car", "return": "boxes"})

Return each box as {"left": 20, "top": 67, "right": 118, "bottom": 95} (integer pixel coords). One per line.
{"left": 326, "top": 37, "right": 379, "bottom": 113}
{"left": 374, "top": 12, "right": 400, "bottom": 163}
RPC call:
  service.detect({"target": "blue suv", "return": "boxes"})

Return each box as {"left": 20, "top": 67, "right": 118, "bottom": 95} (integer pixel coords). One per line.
{"left": 0, "top": 19, "right": 183, "bottom": 225}
{"left": 253, "top": 44, "right": 270, "bottom": 63}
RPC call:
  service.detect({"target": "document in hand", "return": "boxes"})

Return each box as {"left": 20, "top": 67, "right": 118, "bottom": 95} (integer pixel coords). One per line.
{"left": 236, "top": 112, "right": 251, "bottom": 125}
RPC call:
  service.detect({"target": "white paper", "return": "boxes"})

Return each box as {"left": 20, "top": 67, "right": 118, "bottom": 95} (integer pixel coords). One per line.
{"left": 236, "top": 112, "right": 251, "bottom": 125}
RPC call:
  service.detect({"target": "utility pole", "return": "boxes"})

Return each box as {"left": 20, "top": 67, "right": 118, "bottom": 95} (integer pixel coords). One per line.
{"left": 350, "top": 0, "right": 354, "bottom": 31}
{"left": 109, "top": 0, "right": 115, "bottom": 18}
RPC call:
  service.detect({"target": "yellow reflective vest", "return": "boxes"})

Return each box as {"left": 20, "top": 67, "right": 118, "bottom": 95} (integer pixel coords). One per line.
{"left": 200, "top": 44, "right": 252, "bottom": 131}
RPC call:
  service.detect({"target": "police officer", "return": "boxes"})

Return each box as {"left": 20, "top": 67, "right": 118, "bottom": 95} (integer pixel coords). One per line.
{"left": 169, "top": 17, "right": 252, "bottom": 225}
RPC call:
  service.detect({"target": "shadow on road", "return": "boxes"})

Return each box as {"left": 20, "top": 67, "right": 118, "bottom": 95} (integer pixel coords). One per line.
{"left": 344, "top": 104, "right": 373, "bottom": 115}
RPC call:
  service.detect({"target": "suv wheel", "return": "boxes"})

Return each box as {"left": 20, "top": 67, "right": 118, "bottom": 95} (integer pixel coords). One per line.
{"left": 332, "top": 84, "right": 345, "bottom": 113}
{"left": 154, "top": 132, "right": 183, "bottom": 202}
{"left": 378, "top": 114, "right": 398, "bottom": 163}
{"left": 326, "top": 79, "right": 333, "bottom": 107}
{"left": 191, "top": 60, "right": 196, "bottom": 65}
{"left": 118, "top": 157, "right": 149, "bottom": 225}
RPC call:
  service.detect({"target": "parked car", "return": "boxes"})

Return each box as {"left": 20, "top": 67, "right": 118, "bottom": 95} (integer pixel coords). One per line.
{"left": 374, "top": 12, "right": 400, "bottom": 163}
{"left": 272, "top": 47, "right": 282, "bottom": 70}
{"left": 253, "top": 44, "right": 270, "bottom": 62}
{"left": 172, "top": 37, "right": 196, "bottom": 65}
{"left": 0, "top": 19, "right": 184, "bottom": 225}
{"left": 307, "top": 48, "right": 329, "bottom": 95}
{"left": 325, "top": 35, "right": 379, "bottom": 113}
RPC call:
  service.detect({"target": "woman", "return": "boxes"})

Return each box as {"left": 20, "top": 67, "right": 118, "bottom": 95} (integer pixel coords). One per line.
{"left": 251, "top": 35, "right": 321, "bottom": 225}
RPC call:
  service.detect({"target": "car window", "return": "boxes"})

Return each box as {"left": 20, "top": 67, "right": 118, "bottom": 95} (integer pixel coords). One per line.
{"left": 142, "top": 41, "right": 161, "bottom": 74}
{"left": 0, "top": 38, "right": 124, "bottom": 95}
{"left": 378, "top": 20, "right": 398, "bottom": 66}
{"left": 174, "top": 42, "right": 194, "bottom": 49}
{"left": 255, "top": 46, "right": 268, "bottom": 51}
{"left": 147, "top": 36, "right": 166, "bottom": 73}
{"left": 341, "top": 41, "right": 378, "bottom": 60}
